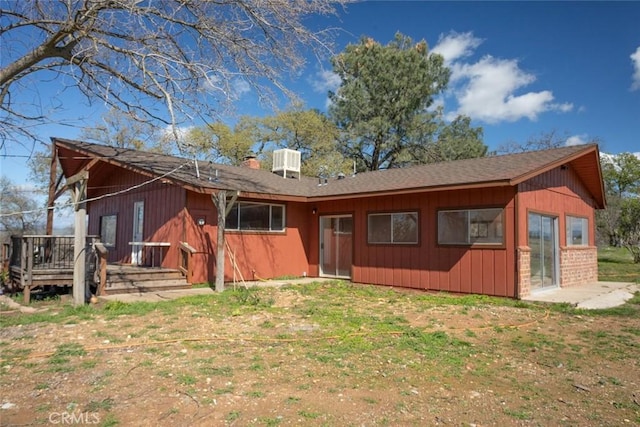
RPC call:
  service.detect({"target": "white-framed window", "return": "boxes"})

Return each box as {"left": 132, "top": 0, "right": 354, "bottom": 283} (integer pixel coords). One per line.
{"left": 566, "top": 215, "right": 589, "bottom": 246}
{"left": 100, "top": 215, "right": 117, "bottom": 247}
{"left": 226, "top": 202, "right": 285, "bottom": 232}
{"left": 368, "top": 212, "right": 418, "bottom": 244}
{"left": 438, "top": 208, "right": 504, "bottom": 245}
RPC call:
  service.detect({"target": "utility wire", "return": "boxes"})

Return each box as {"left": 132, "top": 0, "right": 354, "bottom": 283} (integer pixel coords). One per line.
{"left": 0, "top": 160, "right": 191, "bottom": 218}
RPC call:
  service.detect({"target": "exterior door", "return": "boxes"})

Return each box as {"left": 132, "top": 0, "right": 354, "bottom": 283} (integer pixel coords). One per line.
{"left": 320, "top": 215, "right": 352, "bottom": 278}
{"left": 528, "top": 212, "right": 558, "bottom": 291}
{"left": 131, "top": 201, "right": 144, "bottom": 265}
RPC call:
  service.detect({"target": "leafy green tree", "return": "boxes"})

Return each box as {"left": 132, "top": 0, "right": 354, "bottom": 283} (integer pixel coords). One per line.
{"left": 177, "top": 118, "right": 258, "bottom": 165}
{"left": 619, "top": 198, "right": 640, "bottom": 263}
{"left": 601, "top": 152, "right": 640, "bottom": 197}
{"left": 328, "top": 33, "right": 484, "bottom": 171}
{"left": 598, "top": 152, "right": 640, "bottom": 254}
{"left": 401, "top": 111, "right": 486, "bottom": 165}
{"left": 254, "top": 108, "right": 350, "bottom": 176}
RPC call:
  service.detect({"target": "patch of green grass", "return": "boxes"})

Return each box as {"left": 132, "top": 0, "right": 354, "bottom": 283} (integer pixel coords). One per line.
{"left": 503, "top": 407, "right": 532, "bottom": 420}
{"left": 99, "top": 413, "right": 119, "bottom": 427}
{"left": 246, "top": 390, "right": 265, "bottom": 398}
{"left": 598, "top": 246, "right": 640, "bottom": 283}
{"left": 199, "top": 365, "right": 233, "bottom": 376}
{"left": 81, "top": 360, "right": 98, "bottom": 369}
{"left": 102, "top": 300, "right": 161, "bottom": 317}
{"left": 260, "top": 320, "right": 275, "bottom": 328}
{"left": 225, "top": 410, "right": 241, "bottom": 423}
{"left": 54, "top": 342, "right": 87, "bottom": 357}
{"left": 249, "top": 362, "right": 264, "bottom": 371}
{"left": 214, "top": 386, "right": 234, "bottom": 395}
{"left": 178, "top": 374, "right": 197, "bottom": 385}
{"left": 1, "top": 347, "right": 32, "bottom": 363}
{"left": 0, "top": 303, "right": 96, "bottom": 327}
{"left": 157, "top": 370, "right": 171, "bottom": 378}
{"left": 85, "top": 398, "right": 115, "bottom": 412}
{"left": 298, "top": 410, "right": 321, "bottom": 419}
{"left": 258, "top": 417, "right": 282, "bottom": 426}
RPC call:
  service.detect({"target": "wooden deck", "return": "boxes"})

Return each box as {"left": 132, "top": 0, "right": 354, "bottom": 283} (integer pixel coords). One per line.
{"left": 7, "top": 235, "right": 190, "bottom": 303}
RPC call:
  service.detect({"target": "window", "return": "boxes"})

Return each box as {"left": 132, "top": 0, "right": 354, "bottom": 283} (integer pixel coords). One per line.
{"left": 100, "top": 215, "right": 117, "bottom": 247}
{"left": 566, "top": 216, "right": 588, "bottom": 246}
{"left": 368, "top": 212, "right": 418, "bottom": 244}
{"left": 438, "top": 208, "right": 503, "bottom": 245}
{"left": 226, "top": 202, "right": 285, "bottom": 231}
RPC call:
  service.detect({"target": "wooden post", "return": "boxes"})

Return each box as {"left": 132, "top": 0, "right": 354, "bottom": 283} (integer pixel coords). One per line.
{"left": 70, "top": 172, "right": 88, "bottom": 305}
{"left": 46, "top": 142, "right": 58, "bottom": 235}
{"left": 24, "top": 237, "right": 33, "bottom": 304}
{"left": 212, "top": 191, "right": 226, "bottom": 292}
{"left": 94, "top": 242, "right": 108, "bottom": 296}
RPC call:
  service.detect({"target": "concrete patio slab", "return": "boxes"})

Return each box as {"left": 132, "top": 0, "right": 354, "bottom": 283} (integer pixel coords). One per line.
{"left": 522, "top": 281, "right": 640, "bottom": 309}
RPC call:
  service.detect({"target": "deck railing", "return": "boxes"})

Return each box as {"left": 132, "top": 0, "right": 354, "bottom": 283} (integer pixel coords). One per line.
{"left": 9, "top": 235, "right": 99, "bottom": 302}
{"left": 10, "top": 235, "right": 79, "bottom": 270}
{"left": 179, "top": 241, "right": 197, "bottom": 283}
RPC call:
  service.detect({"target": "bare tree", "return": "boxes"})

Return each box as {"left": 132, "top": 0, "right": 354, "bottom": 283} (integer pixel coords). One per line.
{"left": 79, "top": 108, "right": 159, "bottom": 150}
{"left": 0, "top": 176, "right": 45, "bottom": 235}
{"left": 1, "top": 0, "right": 347, "bottom": 150}
{"left": 494, "top": 130, "right": 595, "bottom": 154}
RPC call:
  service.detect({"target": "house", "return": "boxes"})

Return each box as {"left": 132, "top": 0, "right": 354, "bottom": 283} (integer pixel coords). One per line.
{"left": 54, "top": 138, "right": 605, "bottom": 298}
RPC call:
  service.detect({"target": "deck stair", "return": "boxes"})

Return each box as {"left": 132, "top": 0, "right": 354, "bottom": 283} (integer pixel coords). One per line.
{"left": 103, "top": 265, "right": 190, "bottom": 295}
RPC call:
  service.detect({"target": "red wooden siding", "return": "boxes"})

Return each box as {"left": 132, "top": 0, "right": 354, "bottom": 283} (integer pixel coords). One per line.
{"left": 86, "top": 164, "right": 186, "bottom": 268}
{"left": 517, "top": 165, "right": 597, "bottom": 247}
{"left": 309, "top": 187, "right": 517, "bottom": 297}
{"left": 183, "top": 193, "right": 312, "bottom": 284}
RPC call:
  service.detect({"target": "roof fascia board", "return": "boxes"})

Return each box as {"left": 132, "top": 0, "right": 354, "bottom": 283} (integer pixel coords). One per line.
{"left": 211, "top": 190, "right": 308, "bottom": 203}
{"left": 508, "top": 145, "right": 597, "bottom": 186}
{"left": 590, "top": 149, "right": 607, "bottom": 208}
{"left": 55, "top": 138, "right": 204, "bottom": 192}
{"left": 509, "top": 145, "right": 606, "bottom": 208}
{"left": 307, "top": 181, "right": 513, "bottom": 202}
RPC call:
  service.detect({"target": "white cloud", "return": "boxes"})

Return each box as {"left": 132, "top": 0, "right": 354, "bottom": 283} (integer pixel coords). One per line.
{"left": 232, "top": 78, "right": 251, "bottom": 97}
{"left": 310, "top": 69, "right": 341, "bottom": 94}
{"left": 631, "top": 46, "right": 640, "bottom": 91}
{"left": 565, "top": 134, "right": 589, "bottom": 146}
{"left": 431, "top": 31, "right": 482, "bottom": 64}
{"left": 433, "top": 31, "right": 573, "bottom": 124}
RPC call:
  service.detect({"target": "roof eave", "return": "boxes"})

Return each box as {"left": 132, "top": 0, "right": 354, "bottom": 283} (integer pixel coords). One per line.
{"left": 307, "top": 180, "right": 514, "bottom": 202}
{"left": 508, "top": 144, "right": 606, "bottom": 209}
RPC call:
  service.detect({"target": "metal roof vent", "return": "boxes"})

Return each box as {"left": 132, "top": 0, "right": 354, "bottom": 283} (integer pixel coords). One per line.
{"left": 272, "top": 148, "right": 301, "bottom": 179}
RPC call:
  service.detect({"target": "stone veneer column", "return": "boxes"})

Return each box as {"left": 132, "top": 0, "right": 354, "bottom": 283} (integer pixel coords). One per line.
{"left": 517, "top": 247, "right": 531, "bottom": 298}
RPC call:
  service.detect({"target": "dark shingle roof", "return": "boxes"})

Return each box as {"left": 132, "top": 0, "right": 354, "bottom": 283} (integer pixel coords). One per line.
{"left": 53, "top": 138, "right": 604, "bottom": 206}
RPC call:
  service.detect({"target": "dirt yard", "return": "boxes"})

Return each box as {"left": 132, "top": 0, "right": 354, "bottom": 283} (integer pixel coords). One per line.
{"left": 1, "top": 282, "right": 639, "bottom": 426}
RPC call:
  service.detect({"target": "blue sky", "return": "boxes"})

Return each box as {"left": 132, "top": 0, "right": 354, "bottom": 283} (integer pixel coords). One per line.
{"left": 2, "top": 1, "right": 639, "bottom": 192}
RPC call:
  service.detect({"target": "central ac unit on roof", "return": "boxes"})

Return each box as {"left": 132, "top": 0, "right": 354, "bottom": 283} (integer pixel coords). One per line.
{"left": 272, "top": 148, "right": 301, "bottom": 179}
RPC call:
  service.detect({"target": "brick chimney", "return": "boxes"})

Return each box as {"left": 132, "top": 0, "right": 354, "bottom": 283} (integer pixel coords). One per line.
{"left": 242, "top": 154, "right": 260, "bottom": 170}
